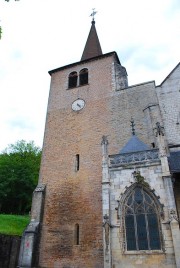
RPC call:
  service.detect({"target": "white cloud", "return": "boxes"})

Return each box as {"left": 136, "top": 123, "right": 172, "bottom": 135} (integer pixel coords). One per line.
{"left": 0, "top": 0, "right": 179, "bottom": 151}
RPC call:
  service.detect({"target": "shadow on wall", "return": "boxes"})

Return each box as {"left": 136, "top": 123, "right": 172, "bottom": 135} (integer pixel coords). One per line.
{"left": 0, "top": 234, "right": 21, "bottom": 268}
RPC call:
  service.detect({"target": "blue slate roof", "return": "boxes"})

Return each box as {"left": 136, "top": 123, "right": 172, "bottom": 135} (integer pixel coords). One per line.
{"left": 120, "top": 135, "right": 150, "bottom": 154}
{"left": 168, "top": 151, "right": 180, "bottom": 173}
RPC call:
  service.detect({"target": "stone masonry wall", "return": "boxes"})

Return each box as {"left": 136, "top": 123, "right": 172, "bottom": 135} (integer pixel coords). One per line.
{"left": 0, "top": 234, "right": 21, "bottom": 268}
{"left": 108, "top": 164, "right": 176, "bottom": 268}
{"left": 156, "top": 64, "right": 180, "bottom": 146}
{"left": 38, "top": 54, "right": 163, "bottom": 268}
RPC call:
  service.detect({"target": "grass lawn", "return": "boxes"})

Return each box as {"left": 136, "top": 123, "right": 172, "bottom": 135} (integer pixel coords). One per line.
{"left": 0, "top": 214, "right": 30, "bottom": 236}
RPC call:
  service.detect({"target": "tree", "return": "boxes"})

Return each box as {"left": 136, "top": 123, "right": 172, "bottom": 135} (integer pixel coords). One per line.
{"left": 0, "top": 0, "right": 20, "bottom": 39}
{"left": 0, "top": 140, "right": 41, "bottom": 214}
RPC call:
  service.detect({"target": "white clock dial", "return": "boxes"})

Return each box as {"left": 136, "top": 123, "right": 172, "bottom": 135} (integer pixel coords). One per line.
{"left": 72, "top": 99, "right": 85, "bottom": 111}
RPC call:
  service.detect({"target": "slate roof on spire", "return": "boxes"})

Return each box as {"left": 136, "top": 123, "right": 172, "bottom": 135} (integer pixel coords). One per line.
{"left": 120, "top": 135, "right": 150, "bottom": 154}
{"left": 168, "top": 151, "right": 180, "bottom": 173}
{"left": 81, "top": 20, "right": 102, "bottom": 61}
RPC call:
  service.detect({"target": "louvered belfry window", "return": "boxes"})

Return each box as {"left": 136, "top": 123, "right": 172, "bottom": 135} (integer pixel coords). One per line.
{"left": 125, "top": 186, "right": 161, "bottom": 251}
{"left": 79, "top": 68, "right": 88, "bottom": 86}
{"left": 68, "top": 71, "right": 78, "bottom": 88}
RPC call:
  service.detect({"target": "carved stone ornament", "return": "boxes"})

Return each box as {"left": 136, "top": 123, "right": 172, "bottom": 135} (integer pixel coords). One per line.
{"left": 169, "top": 209, "right": 179, "bottom": 222}
{"left": 101, "top": 135, "right": 108, "bottom": 145}
{"left": 159, "top": 145, "right": 167, "bottom": 158}
{"left": 132, "top": 171, "right": 150, "bottom": 188}
{"left": 110, "top": 149, "right": 159, "bottom": 167}
{"left": 103, "top": 214, "right": 110, "bottom": 251}
{"left": 154, "top": 122, "right": 164, "bottom": 136}
{"left": 34, "top": 184, "right": 46, "bottom": 192}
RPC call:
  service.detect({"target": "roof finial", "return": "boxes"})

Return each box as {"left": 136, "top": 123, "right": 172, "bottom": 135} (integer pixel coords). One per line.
{"left": 130, "top": 117, "right": 136, "bottom": 135}
{"left": 90, "top": 8, "right": 97, "bottom": 23}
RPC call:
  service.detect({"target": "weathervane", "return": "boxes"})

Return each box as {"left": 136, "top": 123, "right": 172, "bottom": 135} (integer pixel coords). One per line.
{"left": 90, "top": 8, "right": 97, "bottom": 21}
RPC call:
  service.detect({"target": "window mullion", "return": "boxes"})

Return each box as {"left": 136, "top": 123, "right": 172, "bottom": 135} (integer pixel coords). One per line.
{"left": 145, "top": 211, "right": 150, "bottom": 250}
{"left": 124, "top": 186, "right": 161, "bottom": 252}
{"left": 134, "top": 212, "right": 139, "bottom": 250}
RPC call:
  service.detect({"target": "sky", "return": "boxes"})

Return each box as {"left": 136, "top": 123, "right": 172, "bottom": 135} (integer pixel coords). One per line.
{"left": 0, "top": 0, "right": 180, "bottom": 152}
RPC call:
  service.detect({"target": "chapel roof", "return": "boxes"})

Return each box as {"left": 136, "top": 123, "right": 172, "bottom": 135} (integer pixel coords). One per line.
{"left": 158, "top": 62, "right": 180, "bottom": 86}
{"left": 120, "top": 135, "right": 150, "bottom": 154}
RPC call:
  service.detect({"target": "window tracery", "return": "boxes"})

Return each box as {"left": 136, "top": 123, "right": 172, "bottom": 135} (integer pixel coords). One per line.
{"left": 118, "top": 183, "right": 164, "bottom": 252}
{"left": 125, "top": 186, "right": 161, "bottom": 250}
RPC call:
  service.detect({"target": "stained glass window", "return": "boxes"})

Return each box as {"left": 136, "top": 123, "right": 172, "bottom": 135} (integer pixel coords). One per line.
{"left": 125, "top": 186, "right": 161, "bottom": 251}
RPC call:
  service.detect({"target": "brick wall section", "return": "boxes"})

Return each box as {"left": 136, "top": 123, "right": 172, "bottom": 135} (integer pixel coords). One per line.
{"left": 39, "top": 56, "right": 116, "bottom": 268}
{"left": 38, "top": 54, "right": 163, "bottom": 267}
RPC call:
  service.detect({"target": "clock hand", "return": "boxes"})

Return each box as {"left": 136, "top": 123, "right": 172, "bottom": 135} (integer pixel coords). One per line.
{"left": 77, "top": 103, "right": 81, "bottom": 108}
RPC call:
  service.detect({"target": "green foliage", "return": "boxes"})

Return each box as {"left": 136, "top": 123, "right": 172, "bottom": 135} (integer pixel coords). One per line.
{"left": 0, "top": 0, "right": 19, "bottom": 39}
{"left": 0, "top": 214, "right": 29, "bottom": 236}
{"left": 0, "top": 140, "right": 41, "bottom": 214}
{"left": 0, "top": 0, "right": 20, "bottom": 39}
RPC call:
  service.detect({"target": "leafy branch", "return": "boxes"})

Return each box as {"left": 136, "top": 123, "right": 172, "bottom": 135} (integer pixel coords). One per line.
{"left": 0, "top": 0, "right": 20, "bottom": 39}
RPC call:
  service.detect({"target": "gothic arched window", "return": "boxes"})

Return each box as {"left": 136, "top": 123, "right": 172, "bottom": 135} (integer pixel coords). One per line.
{"left": 124, "top": 186, "right": 161, "bottom": 251}
{"left": 68, "top": 71, "right": 78, "bottom": 89}
{"left": 79, "top": 68, "right": 88, "bottom": 86}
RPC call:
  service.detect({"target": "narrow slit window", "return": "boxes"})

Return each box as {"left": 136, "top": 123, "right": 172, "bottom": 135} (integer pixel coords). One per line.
{"left": 68, "top": 71, "right": 78, "bottom": 89}
{"left": 151, "top": 142, "right": 155, "bottom": 148}
{"left": 79, "top": 68, "right": 88, "bottom": 86}
{"left": 75, "top": 154, "right": 80, "bottom": 171}
{"left": 74, "top": 224, "right": 80, "bottom": 245}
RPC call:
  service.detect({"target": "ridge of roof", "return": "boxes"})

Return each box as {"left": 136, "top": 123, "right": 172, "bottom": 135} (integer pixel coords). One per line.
{"left": 48, "top": 51, "right": 120, "bottom": 75}
{"left": 158, "top": 62, "right": 180, "bottom": 87}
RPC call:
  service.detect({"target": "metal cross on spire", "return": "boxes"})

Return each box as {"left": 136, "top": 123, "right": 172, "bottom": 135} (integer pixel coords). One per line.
{"left": 90, "top": 8, "right": 97, "bottom": 22}
{"left": 130, "top": 117, "right": 136, "bottom": 135}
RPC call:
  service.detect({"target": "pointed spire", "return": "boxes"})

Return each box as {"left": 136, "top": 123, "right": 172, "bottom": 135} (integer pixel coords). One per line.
{"left": 119, "top": 118, "right": 150, "bottom": 153}
{"left": 81, "top": 11, "right": 102, "bottom": 61}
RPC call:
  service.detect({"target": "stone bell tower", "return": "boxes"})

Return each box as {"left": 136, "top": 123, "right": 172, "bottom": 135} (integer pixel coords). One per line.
{"left": 18, "top": 15, "right": 128, "bottom": 268}
{"left": 18, "top": 14, "right": 180, "bottom": 268}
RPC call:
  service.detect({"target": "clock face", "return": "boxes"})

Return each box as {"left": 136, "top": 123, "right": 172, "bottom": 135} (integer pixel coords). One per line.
{"left": 72, "top": 99, "right": 85, "bottom": 111}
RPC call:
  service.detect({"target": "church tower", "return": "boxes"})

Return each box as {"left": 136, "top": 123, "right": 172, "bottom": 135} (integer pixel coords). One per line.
{"left": 37, "top": 18, "right": 111, "bottom": 268}
{"left": 18, "top": 17, "right": 127, "bottom": 268}
{"left": 18, "top": 15, "right": 180, "bottom": 268}
{"left": 36, "top": 17, "right": 129, "bottom": 267}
